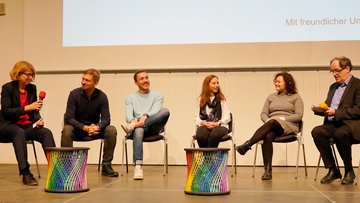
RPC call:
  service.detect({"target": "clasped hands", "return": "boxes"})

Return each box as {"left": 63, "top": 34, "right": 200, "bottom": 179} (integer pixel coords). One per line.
{"left": 130, "top": 115, "right": 148, "bottom": 128}
{"left": 201, "top": 121, "right": 221, "bottom": 130}
{"left": 83, "top": 124, "right": 100, "bottom": 136}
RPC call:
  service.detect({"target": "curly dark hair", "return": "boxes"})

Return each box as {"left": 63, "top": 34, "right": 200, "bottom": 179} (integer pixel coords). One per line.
{"left": 274, "top": 72, "right": 298, "bottom": 94}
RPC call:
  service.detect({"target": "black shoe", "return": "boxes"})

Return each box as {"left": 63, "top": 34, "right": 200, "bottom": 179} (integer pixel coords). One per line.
{"left": 320, "top": 169, "right": 342, "bottom": 184}
{"left": 101, "top": 165, "right": 119, "bottom": 177}
{"left": 236, "top": 140, "right": 252, "bottom": 155}
{"left": 341, "top": 169, "right": 355, "bottom": 185}
{"left": 261, "top": 165, "right": 272, "bottom": 180}
{"left": 22, "top": 173, "right": 38, "bottom": 186}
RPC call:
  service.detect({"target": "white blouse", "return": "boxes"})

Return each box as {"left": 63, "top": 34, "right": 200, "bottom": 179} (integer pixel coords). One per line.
{"left": 194, "top": 96, "right": 231, "bottom": 129}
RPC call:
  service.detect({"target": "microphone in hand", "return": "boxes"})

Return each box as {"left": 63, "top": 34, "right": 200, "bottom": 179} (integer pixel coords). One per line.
{"left": 36, "top": 91, "right": 46, "bottom": 111}
{"left": 39, "top": 91, "right": 46, "bottom": 100}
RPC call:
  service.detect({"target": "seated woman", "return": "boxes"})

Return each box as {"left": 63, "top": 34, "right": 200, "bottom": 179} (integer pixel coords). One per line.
{"left": 0, "top": 61, "right": 56, "bottom": 186}
{"left": 236, "top": 72, "right": 303, "bottom": 180}
{"left": 195, "top": 75, "right": 231, "bottom": 148}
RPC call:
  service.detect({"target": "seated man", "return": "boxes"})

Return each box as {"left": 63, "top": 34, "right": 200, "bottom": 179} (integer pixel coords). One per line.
{"left": 61, "top": 69, "right": 118, "bottom": 177}
{"left": 122, "top": 70, "right": 170, "bottom": 180}
{"left": 312, "top": 56, "right": 360, "bottom": 185}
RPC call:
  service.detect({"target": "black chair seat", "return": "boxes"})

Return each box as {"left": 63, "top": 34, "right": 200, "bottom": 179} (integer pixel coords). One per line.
{"left": 192, "top": 134, "right": 232, "bottom": 142}
{"left": 273, "top": 134, "right": 297, "bottom": 143}
{"left": 220, "top": 134, "right": 232, "bottom": 142}
{"left": 0, "top": 137, "right": 12, "bottom": 143}
{"left": 125, "top": 134, "right": 164, "bottom": 142}
{"left": 74, "top": 136, "right": 98, "bottom": 142}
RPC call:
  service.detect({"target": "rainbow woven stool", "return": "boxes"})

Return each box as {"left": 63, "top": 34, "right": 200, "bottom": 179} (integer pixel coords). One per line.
{"left": 45, "top": 147, "right": 89, "bottom": 193}
{"left": 184, "top": 148, "right": 230, "bottom": 195}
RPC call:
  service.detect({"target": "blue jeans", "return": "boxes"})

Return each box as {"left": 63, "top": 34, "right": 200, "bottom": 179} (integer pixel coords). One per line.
{"left": 133, "top": 108, "right": 170, "bottom": 164}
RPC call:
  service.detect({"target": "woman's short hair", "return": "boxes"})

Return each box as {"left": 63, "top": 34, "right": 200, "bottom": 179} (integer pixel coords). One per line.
{"left": 9, "top": 60, "right": 36, "bottom": 81}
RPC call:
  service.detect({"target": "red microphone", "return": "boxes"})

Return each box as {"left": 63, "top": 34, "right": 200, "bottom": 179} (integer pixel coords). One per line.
{"left": 39, "top": 91, "right": 46, "bottom": 101}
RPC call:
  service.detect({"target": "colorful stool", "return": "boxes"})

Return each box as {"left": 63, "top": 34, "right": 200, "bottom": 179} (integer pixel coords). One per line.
{"left": 184, "top": 148, "right": 230, "bottom": 195}
{"left": 45, "top": 147, "right": 90, "bottom": 193}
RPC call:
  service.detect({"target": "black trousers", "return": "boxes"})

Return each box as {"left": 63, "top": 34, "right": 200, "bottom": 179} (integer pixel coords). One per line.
{"left": 196, "top": 126, "right": 228, "bottom": 148}
{"left": 0, "top": 124, "right": 55, "bottom": 174}
{"left": 312, "top": 122, "right": 354, "bottom": 171}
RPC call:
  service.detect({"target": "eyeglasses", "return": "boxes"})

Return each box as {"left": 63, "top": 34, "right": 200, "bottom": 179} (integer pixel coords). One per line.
{"left": 20, "top": 72, "right": 34, "bottom": 77}
{"left": 329, "top": 68, "right": 344, "bottom": 74}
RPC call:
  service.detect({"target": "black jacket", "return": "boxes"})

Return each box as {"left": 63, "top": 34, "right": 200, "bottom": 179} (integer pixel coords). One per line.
{"left": 0, "top": 81, "right": 41, "bottom": 131}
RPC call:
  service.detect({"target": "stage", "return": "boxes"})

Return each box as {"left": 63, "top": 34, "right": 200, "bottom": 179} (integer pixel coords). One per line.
{"left": 0, "top": 164, "right": 359, "bottom": 203}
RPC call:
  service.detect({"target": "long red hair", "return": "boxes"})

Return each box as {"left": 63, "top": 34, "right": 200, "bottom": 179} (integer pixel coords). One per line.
{"left": 199, "top": 75, "right": 226, "bottom": 107}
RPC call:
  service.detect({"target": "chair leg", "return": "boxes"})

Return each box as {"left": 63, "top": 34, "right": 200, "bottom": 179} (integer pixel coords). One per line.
{"left": 295, "top": 141, "right": 301, "bottom": 179}
{"left": 163, "top": 139, "right": 167, "bottom": 176}
{"left": 30, "top": 141, "right": 40, "bottom": 178}
{"left": 233, "top": 143, "right": 237, "bottom": 174}
{"left": 229, "top": 143, "right": 234, "bottom": 177}
{"left": 98, "top": 139, "right": 103, "bottom": 172}
{"left": 331, "top": 144, "right": 340, "bottom": 171}
{"left": 314, "top": 155, "right": 322, "bottom": 181}
{"left": 125, "top": 141, "right": 129, "bottom": 173}
{"left": 302, "top": 144, "right": 308, "bottom": 177}
{"left": 121, "top": 137, "right": 126, "bottom": 175}
{"left": 166, "top": 142, "right": 168, "bottom": 174}
{"left": 355, "top": 159, "right": 360, "bottom": 185}
{"left": 190, "top": 137, "right": 195, "bottom": 148}
{"left": 252, "top": 142, "right": 259, "bottom": 177}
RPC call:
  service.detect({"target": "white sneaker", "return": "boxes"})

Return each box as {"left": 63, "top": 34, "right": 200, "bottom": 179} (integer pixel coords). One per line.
{"left": 133, "top": 165, "right": 143, "bottom": 180}
{"left": 121, "top": 122, "right": 135, "bottom": 134}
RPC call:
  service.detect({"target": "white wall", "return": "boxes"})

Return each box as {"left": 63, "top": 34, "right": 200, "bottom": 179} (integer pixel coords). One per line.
{"left": 0, "top": 0, "right": 24, "bottom": 164}
{"left": 1, "top": 0, "right": 360, "bottom": 168}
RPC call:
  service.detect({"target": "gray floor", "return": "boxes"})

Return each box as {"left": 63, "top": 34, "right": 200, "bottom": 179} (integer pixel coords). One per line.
{"left": 0, "top": 164, "right": 359, "bottom": 203}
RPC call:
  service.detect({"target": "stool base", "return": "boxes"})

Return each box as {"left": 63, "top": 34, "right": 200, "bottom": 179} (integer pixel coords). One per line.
{"left": 184, "top": 191, "right": 230, "bottom": 196}
{"left": 45, "top": 188, "right": 89, "bottom": 193}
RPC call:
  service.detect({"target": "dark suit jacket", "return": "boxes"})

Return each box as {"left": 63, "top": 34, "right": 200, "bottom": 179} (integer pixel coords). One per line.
{"left": 0, "top": 81, "right": 41, "bottom": 131}
{"left": 317, "top": 76, "right": 360, "bottom": 141}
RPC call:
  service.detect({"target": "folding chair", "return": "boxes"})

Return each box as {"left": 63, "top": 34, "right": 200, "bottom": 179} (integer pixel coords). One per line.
{"left": 252, "top": 121, "right": 307, "bottom": 179}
